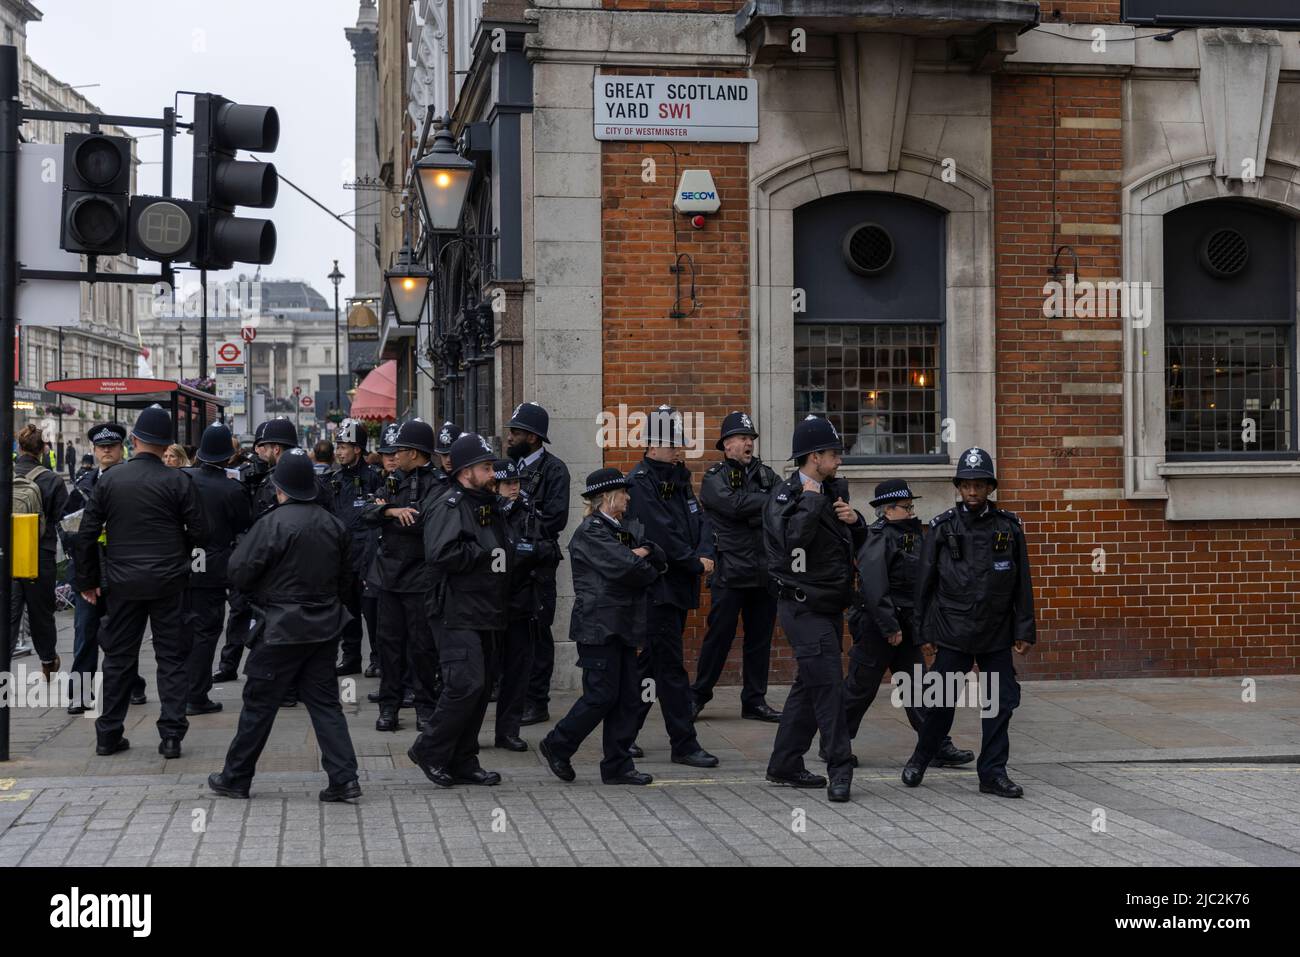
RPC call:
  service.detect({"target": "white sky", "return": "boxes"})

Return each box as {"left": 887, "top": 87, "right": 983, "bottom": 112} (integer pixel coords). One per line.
{"left": 27, "top": 0, "right": 367, "bottom": 303}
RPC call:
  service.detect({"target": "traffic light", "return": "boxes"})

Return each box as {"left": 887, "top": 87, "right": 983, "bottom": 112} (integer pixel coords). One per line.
{"left": 191, "top": 93, "right": 279, "bottom": 270}
{"left": 60, "top": 132, "right": 131, "bottom": 255}
{"left": 127, "top": 196, "right": 200, "bottom": 262}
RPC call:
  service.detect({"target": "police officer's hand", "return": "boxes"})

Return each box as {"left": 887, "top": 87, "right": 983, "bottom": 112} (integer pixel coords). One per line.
{"left": 81, "top": 587, "right": 100, "bottom": 605}
{"left": 388, "top": 506, "right": 420, "bottom": 526}
{"left": 1014, "top": 640, "right": 1031, "bottom": 655}
{"left": 374, "top": 498, "right": 387, "bottom": 506}
{"left": 833, "top": 498, "right": 856, "bottom": 524}
{"left": 887, "top": 630, "right": 903, "bottom": 646}
{"left": 699, "top": 557, "right": 715, "bottom": 574}
{"left": 632, "top": 546, "right": 651, "bottom": 558}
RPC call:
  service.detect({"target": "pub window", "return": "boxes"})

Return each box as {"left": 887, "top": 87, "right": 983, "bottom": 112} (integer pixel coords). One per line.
{"left": 1164, "top": 200, "right": 1296, "bottom": 458}
{"left": 792, "top": 193, "right": 945, "bottom": 461}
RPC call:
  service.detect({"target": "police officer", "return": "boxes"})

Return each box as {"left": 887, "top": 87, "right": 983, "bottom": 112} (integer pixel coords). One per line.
{"left": 183, "top": 423, "right": 254, "bottom": 715}
{"left": 361, "top": 418, "right": 444, "bottom": 732}
{"left": 328, "top": 418, "right": 383, "bottom": 676}
{"left": 406, "top": 432, "right": 508, "bottom": 788}
{"left": 763, "top": 414, "right": 864, "bottom": 803}
{"left": 507, "top": 402, "right": 572, "bottom": 727}
{"left": 207, "top": 448, "right": 361, "bottom": 802}
{"left": 61, "top": 422, "right": 146, "bottom": 713}
{"left": 903, "top": 448, "right": 1036, "bottom": 798}
{"left": 364, "top": 422, "right": 403, "bottom": 698}
{"left": 493, "top": 459, "right": 559, "bottom": 751}
{"left": 624, "top": 405, "right": 719, "bottom": 769}
{"left": 433, "top": 420, "right": 461, "bottom": 477}
{"left": 831, "top": 479, "right": 973, "bottom": 767}
{"left": 75, "top": 405, "right": 206, "bottom": 759}
{"left": 693, "top": 410, "right": 782, "bottom": 723}
{"left": 540, "top": 468, "right": 666, "bottom": 785}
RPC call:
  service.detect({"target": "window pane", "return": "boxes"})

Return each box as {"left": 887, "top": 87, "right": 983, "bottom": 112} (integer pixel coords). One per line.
{"left": 794, "top": 323, "right": 942, "bottom": 456}
{"left": 1166, "top": 324, "right": 1292, "bottom": 453}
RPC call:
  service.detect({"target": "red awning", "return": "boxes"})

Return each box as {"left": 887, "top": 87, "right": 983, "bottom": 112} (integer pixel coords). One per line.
{"left": 348, "top": 360, "right": 397, "bottom": 421}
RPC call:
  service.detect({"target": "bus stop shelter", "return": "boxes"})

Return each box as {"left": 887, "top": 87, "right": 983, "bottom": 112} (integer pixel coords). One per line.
{"left": 44, "top": 378, "right": 228, "bottom": 448}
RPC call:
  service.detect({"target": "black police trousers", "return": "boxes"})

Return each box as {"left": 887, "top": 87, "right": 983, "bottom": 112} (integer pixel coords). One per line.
{"left": 67, "top": 591, "right": 144, "bottom": 708}
{"left": 547, "top": 641, "right": 640, "bottom": 781}
{"left": 525, "top": 578, "right": 557, "bottom": 709}
{"left": 9, "top": 555, "right": 58, "bottom": 662}
{"left": 376, "top": 589, "right": 434, "bottom": 711}
{"left": 692, "top": 582, "right": 776, "bottom": 711}
{"left": 217, "top": 590, "right": 250, "bottom": 675}
{"left": 183, "top": 586, "right": 228, "bottom": 704}
{"left": 411, "top": 628, "right": 498, "bottom": 773}
{"left": 768, "top": 602, "right": 852, "bottom": 782}
{"left": 338, "top": 575, "right": 378, "bottom": 666}
{"left": 221, "top": 638, "right": 358, "bottom": 790}
{"left": 634, "top": 604, "right": 703, "bottom": 758}
{"left": 493, "top": 617, "right": 534, "bottom": 740}
{"left": 911, "top": 645, "right": 1021, "bottom": 782}
{"left": 95, "top": 591, "right": 190, "bottom": 747}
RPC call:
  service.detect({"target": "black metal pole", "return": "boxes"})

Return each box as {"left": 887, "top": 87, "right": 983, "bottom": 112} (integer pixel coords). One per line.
{"left": 333, "top": 274, "right": 341, "bottom": 415}
{"left": 178, "top": 323, "right": 184, "bottom": 380}
{"left": 199, "top": 268, "right": 207, "bottom": 381}
{"left": 0, "top": 45, "right": 20, "bottom": 761}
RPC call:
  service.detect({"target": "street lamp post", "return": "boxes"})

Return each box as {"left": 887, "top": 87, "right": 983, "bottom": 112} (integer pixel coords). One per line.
{"left": 329, "top": 259, "right": 344, "bottom": 418}
{"left": 177, "top": 321, "right": 184, "bottom": 380}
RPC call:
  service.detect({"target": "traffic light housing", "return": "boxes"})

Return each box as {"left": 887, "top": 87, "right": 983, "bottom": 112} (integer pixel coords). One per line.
{"left": 191, "top": 93, "right": 279, "bottom": 269}
{"left": 60, "top": 132, "right": 131, "bottom": 255}
{"left": 127, "top": 196, "right": 200, "bottom": 262}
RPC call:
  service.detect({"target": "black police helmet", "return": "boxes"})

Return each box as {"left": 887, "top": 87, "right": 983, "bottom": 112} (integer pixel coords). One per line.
{"left": 646, "top": 404, "right": 685, "bottom": 447}
{"left": 434, "top": 420, "right": 462, "bottom": 455}
{"left": 582, "top": 467, "right": 630, "bottom": 498}
{"left": 953, "top": 447, "right": 997, "bottom": 488}
{"left": 196, "top": 423, "right": 235, "bottom": 465}
{"left": 395, "top": 418, "right": 436, "bottom": 456}
{"left": 130, "top": 405, "right": 173, "bottom": 446}
{"left": 258, "top": 417, "right": 298, "bottom": 448}
{"left": 870, "top": 478, "right": 921, "bottom": 508}
{"left": 87, "top": 422, "right": 127, "bottom": 447}
{"left": 716, "top": 410, "right": 758, "bottom": 451}
{"left": 448, "top": 432, "right": 496, "bottom": 474}
{"left": 336, "top": 418, "right": 367, "bottom": 450}
{"left": 271, "top": 448, "right": 319, "bottom": 501}
{"left": 377, "top": 422, "right": 401, "bottom": 454}
{"left": 507, "top": 402, "right": 550, "bottom": 443}
{"left": 790, "top": 414, "right": 842, "bottom": 459}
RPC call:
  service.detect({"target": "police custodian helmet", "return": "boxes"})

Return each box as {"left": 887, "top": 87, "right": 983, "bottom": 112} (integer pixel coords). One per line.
{"left": 790, "top": 414, "right": 842, "bottom": 459}
{"left": 448, "top": 432, "right": 496, "bottom": 474}
{"left": 336, "top": 418, "right": 367, "bottom": 449}
{"left": 258, "top": 417, "right": 298, "bottom": 448}
{"left": 377, "top": 422, "right": 401, "bottom": 454}
{"left": 953, "top": 446, "right": 997, "bottom": 488}
{"left": 196, "top": 422, "right": 235, "bottom": 465}
{"left": 394, "top": 418, "right": 436, "bottom": 456}
{"left": 716, "top": 410, "right": 758, "bottom": 451}
{"left": 507, "top": 402, "right": 551, "bottom": 443}
{"left": 272, "top": 448, "right": 319, "bottom": 501}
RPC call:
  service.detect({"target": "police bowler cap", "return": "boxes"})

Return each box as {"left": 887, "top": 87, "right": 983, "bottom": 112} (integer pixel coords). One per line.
{"left": 196, "top": 423, "right": 235, "bottom": 465}
{"left": 87, "top": 422, "right": 127, "bottom": 447}
{"left": 493, "top": 458, "right": 519, "bottom": 482}
{"left": 434, "top": 420, "right": 462, "bottom": 455}
{"left": 272, "top": 448, "right": 319, "bottom": 501}
{"left": 582, "top": 467, "right": 630, "bottom": 498}
{"left": 953, "top": 446, "right": 997, "bottom": 488}
{"left": 130, "top": 405, "right": 173, "bottom": 446}
{"left": 791, "top": 414, "right": 842, "bottom": 459}
{"left": 257, "top": 418, "right": 298, "bottom": 448}
{"left": 716, "top": 410, "right": 758, "bottom": 451}
{"left": 507, "top": 402, "right": 551, "bottom": 443}
{"left": 449, "top": 432, "right": 496, "bottom": 474}
{"left": 870, "top": 478, "right": 921, "bottom": 508}
{"left": 377, "top": 422, "right": 401, "bottom": 454}
{"left": 395, "top": 418, "right": 436, "bottom": 455}
{"left": 336, "top": 418, "right": 367, "bottom": 449}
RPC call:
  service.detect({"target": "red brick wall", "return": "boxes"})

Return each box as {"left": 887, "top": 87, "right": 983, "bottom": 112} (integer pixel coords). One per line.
{"left": 993, "top": 73, "right": 1300, "bottom": 678}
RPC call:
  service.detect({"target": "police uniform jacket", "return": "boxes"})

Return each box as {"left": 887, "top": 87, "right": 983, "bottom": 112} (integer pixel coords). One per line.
{"left": 361, "top": 461, "right": 445, "bottom": 593}
{"left": 851, "top": 515, "right": 923, "bottom": 644}
{"left": 182, "top": 462, "right": 254, "bottom": 589}
{"left": 763, "top": 472, "right": 866, "bottom": 614}
{"left": 423, "top": 483, "right": 511, "bottom": 631}
{"left": 567, "top": 512, "right": 667, "bottom": 649}
{"left": 62, "top": 463, "right": 100, "bottom": 517}
{"left": 327, "top": 460, "right": 384, "bottom": 574}
{"left": 15, "top": 453, "right": 68, "bottom": 557}
{"left": 502, "top": 492, "right": 560, "bottom": 622}
{"left": 914, "top": 503, "right": 1036, "bottom": 654}
{"left": 625, "top": 456, "right": 713, "bottom": 610}
{"left": 228, "top": 501, "right": 354, "bottom": 646}
{"left": 699, "top": 456, "right": 778, "bottom": 590}
{"left": 515, "top": 448, "right": 571, "bottom": 624}
{"left": 251, "top": 467, "right": 330, "bottom": 515}
{"left": 74, "top": 452, "right": 206, "bottom": 599}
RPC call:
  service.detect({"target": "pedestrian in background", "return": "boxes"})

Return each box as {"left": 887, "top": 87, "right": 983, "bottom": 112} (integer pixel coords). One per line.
{"left": 10, "top": 424, "right": 68, "bottom": 679}
{"left": 164, "top": 444, "right": 190, "bottom": 468}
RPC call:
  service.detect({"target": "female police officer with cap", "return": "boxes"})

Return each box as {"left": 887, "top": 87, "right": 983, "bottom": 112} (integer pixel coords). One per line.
{"left": 539, "top": 468, "right": 667, "bottom": 786}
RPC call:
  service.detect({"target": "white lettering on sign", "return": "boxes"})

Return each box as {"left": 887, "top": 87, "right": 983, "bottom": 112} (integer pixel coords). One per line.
{"left": 595, "top": 76, "right": 758, "bottom": 143}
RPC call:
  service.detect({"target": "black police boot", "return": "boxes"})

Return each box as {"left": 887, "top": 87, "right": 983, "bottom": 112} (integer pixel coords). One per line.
{"left": 406, "top": 746, "right": 454, "bottom": 788}
{"left": 335, "top": 658, "right": 362, "bottom": 677}
{"left": 364, "top": 660, "right": 381, "bottom": 678}
{"left": 901, "top": 761, "right": 927, "bottom": 788}
{"left": 319, "top": 780, "right": 363, "bottom": 803}
{"left": 979, "top": 775, "right": 1024, "bottom": 799}
{"left": 376, "top": 708, "right": 400, "bottom": 732}
{"left": 817, "top": 747, "right": 859, "bottom": 767}
{"left": 208, "top": 772, "right": 250, "bottom": 800}
{"left": 828, "top": 778, "right": 852, "bottom": 803}
{"left": 367, "top": 690, "right": 381, "bottom": 703}
{"left": 212, "top": 669, "right": 238, "bottom": 683}
{"left": 186, "top": 698, "right": 223, "bottom": 716}
{"left": 672, "top": 749, "right": 719, "bottom": 769}
{"left": 934, "top": 741, "right": 976, "bottom": 767}
{"left": 627, "top": 742, "right": 644, "bottom": 759}
{"left": 452, "top": 767, "right": 502, "bottom": 786}
{"left": 538, "top": 737, "right": 576, "bottom": 782}
{"left": 519, "top": 704, "right": 549, "bottom": 726}
{"left": 158, "top": 737, "right": 182, "bottom": 759}
{"left": 415, "top": 709, "right": 433, "bottom": 734}
{"left": 495, "top": 734, "right": 528, "bottom": 752}
{"left": 741, "top": 702, "right": 783, "bottom": 723}
{"left": 130, "top": 689, "right": 148, "bottom": 706}
{"left": 766, "top": 768, "right": 827, "bottom": 789}
{"left": 95, "top": 738, "right": 130, "bottom": 757}
{"left": 603, "top": 770, "right": 654, "bottom": 786}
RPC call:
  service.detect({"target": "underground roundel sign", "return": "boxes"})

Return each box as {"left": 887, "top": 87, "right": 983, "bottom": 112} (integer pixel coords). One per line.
{"left": 217, "top": 342, "right": 241, "bottom": 363}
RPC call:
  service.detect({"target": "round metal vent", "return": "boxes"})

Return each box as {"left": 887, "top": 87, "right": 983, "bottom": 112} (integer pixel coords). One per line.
{"left": 1200, "top": 228, "right": 1249, "bottom": 278}
{"left": 843, "top": 222, "right": 894, "bottom": 276}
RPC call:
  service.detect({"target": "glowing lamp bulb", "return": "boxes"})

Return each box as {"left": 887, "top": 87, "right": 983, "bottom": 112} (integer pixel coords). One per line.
{"left": 434, "top": 172, "right": 452, "bottom": 189}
